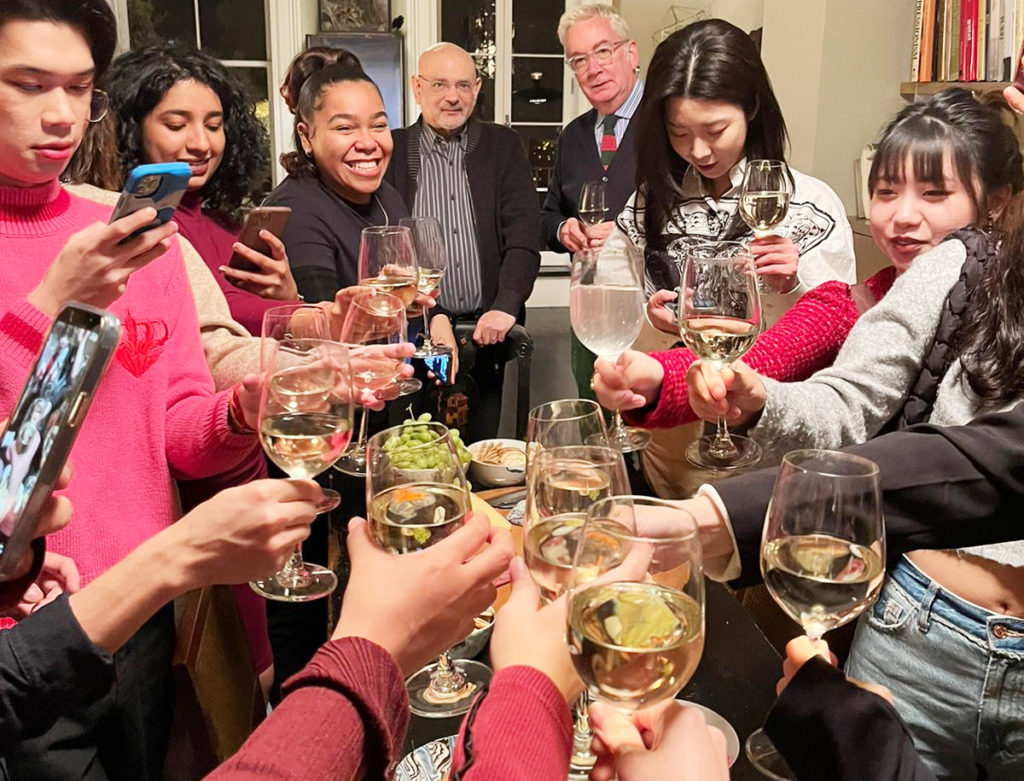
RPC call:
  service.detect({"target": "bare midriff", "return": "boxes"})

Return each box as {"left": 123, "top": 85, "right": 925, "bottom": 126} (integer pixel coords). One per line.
{"left": 908, "top": 550, "right": 1024, "bottom": 618}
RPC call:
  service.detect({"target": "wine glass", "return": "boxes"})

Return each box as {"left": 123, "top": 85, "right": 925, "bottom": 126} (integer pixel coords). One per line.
{"left": 333, "top": 291, "right": 407, "bottom": 476}
{"left": 678, "top": 240, "right": 763, "bottom": 470}
{"left": 746, "top": 450, "right": 884, "bottom": 779}
{"left": 569, "top": 242, "right": 652, "bottom": 453}
{"left": 567, "top": 495, "right": 704, "bottom": 711}
{"left": 523, "top": 445, "right": 630, "bottom": 602}
{"left": 250, "top": 338, "right": 355, "bottom": 602}
{"left": 738, "top": 159, "right": 793, "bottom": 294}
{"left": 358, "top": 225, "right": 422, "bottom": 395}
{"left": 365, "top": 420, "right": 490, "bottom": 718}
{"left": 399, "top": 216, "right": 449, "bottom": 359}
{"left": 578, "top": 180, "right": 607, "bottom": 236}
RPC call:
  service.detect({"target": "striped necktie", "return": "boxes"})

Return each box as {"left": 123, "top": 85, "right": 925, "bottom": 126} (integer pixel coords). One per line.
{"left": 600, "top": 114, "right": 618, "bottom": 170}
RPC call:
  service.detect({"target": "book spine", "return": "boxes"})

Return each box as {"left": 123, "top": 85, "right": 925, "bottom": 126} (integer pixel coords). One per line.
{"left": 960, "top": 0, "right": 976, "bottom": 80}
{"left": 913, "top": 0, "right": 924, "bottom": 80}
{"left": 937, "top": 0, "right": 948, "bottom": 78}
{"left": 979, "top": 0, "right": 987, "bottom": 80}
{"left": 988, "top": 0, "right": 1002, "bottom": 80}
{"left": 949, "top": 0, "right": 962, "bottom": 80}
{"left": 922, "top": 0, "right": 938, "bottom": 80}
{"left": 1004, "top": 0, "right": 1015, "bottom": 80}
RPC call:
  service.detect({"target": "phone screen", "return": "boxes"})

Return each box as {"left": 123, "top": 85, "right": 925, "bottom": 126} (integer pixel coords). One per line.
{"left": 422, "top": 352, "right": 452, "bottom": 384}
{"left": 0, "top": 319, "right": 103, "bottom": 549}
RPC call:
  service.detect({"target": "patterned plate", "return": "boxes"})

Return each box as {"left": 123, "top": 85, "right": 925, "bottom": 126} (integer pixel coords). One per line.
{"left": 394, "top": 735, "right": 456, "bottom": 781}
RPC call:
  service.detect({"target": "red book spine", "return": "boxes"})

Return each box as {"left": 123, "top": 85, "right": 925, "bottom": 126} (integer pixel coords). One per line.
{"left": 961, "top": 0, "right": 979, "bottom": 79}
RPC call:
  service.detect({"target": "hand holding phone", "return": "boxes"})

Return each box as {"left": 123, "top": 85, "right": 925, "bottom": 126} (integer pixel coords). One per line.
{"left": 109, "top": 163, "right": 191, "bottom": 238}
{"left": 0, "top": 304, "right": 120, "bottom": 580}
{"left": 228, "top": 206, "right": 291, "bottom": 274}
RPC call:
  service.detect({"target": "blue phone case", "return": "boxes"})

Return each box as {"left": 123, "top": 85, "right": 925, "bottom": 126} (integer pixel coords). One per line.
{"left": 109, "top": 162, "right": 192, "bottom": 236}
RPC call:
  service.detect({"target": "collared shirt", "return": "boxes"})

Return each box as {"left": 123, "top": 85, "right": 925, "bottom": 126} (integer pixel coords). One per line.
{"left": 610, "top": 157, "right": 856, "bottom": 326}
{"left": 413, "top": 123, "right": 484, "bottom": 314}
{"left": 592, "top": 79, "right": 643, "bottom": 151}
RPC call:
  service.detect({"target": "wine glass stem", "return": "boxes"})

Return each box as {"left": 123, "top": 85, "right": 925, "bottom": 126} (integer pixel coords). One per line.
{"left": 710, "top": 415, "right": 738, "bottom": 457}
{"left": 422, "top": 307, "right": 432, "bottom": 347}
{"left": 355, "top": 405, "right": 370, "bottom": 452}
{"left": 276, "top": 546, "right": 311, "bottom": 589}
{"left": 611, "top": 408, "right": 625, "bottom": 433}
{"left": 427, "top": 651, "right": 466, "bottom": 695}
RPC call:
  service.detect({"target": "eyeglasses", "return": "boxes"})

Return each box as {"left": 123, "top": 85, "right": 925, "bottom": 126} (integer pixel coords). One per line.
{"left": 565, "top": 40, "right": 630, "bottom": 73}
{"left": 89, "top": 89, "right": 109, "bottom": 123}
{"left": 416, "top": 75, "right": 480, "bottom": 96}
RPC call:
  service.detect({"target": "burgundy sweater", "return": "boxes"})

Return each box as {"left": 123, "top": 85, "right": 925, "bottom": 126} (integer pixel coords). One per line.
{"left": 175, "top": 193, "right": 294, "bottom": 337}
{"left": 627, "top": 268, "right": 898, "bottom": 429}
{"left": 210, "top": 638, "right": 573, "bottom": 780}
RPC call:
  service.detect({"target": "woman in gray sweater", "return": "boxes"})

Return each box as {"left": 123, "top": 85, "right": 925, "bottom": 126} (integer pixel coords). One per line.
{"left": 689, "top": 91, "right": 1024, "bottom": 779}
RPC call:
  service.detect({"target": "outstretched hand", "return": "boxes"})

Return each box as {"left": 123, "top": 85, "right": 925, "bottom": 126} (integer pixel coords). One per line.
{"left": 685, "top": 360, "right": 765, "bottom": 425}
{"left": 592, "top": 352, "right": 664, "bottom": 413}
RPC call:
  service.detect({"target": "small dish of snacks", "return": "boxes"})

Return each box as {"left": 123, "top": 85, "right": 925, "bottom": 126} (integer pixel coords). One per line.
{"left": 466, "top": 438, "right": 527, "bottom": 487}
{"left": 449, "top": 606, "right": 496, "bottom": 660}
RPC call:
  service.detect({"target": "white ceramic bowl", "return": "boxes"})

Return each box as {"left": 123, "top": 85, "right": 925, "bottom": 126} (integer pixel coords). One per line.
{"left": 466, "top": 438, "right": 527, "bottom": 487}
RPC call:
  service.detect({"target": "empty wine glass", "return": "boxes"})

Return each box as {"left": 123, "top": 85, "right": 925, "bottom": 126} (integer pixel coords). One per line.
{"left": 746, "top": 450, "right": 884, "bottom": 779}
{"left": 570, "top": 242, "right": 651, "bottom": 453}
{"left": 678, "top": 241, "right": 763, "bottom": 470}
{"left": 526, "top": 398, "right": 609, "bottom": 453}
{"left": 250, "top": 338, "right": 355, "bottom": 602}
{"left": 365, "top": 420, "right": 490, "bottom": 717}
{"left": 333, "top": 291, "right": 406, "bottom": 476}
{"left": 399, "top": 216, "right": 449, "bottom": 359}
{"left": 738, "top": 159, "right": 793, "bottom": 294}
{"left": 358, "top": 225, "right": 422, "bottom": 395}
{"left": 567, "top": 495, "right": 704, "bottom": 711}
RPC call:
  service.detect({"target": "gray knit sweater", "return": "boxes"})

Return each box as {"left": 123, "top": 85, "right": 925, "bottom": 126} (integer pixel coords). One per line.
{"left": 749, "top": 238, "right": 1021, "bottom": 566}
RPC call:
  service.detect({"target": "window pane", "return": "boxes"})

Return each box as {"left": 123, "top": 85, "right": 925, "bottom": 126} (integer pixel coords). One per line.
{"left": 442, "top": 0, "right": 497, "bottom": 59}
{"left": 512, "top": 1, "right": 562, "bottom": 54}
{"left": 513, "top": 125, "right": 559, "bottom": 193}
{"left": 511, "top": 58, "right": 562, "bottom": 124}
{"left": 227, "top": 67, "right": 272, "bottom": 201}
{"left": 200, "top": 0, "right": 266, "bottom": 60}
{"left": 472, "top": 56, "right": 496, "bottom": 123}
{"left": 128, "top": 0, "right": 196, "bottom": 49}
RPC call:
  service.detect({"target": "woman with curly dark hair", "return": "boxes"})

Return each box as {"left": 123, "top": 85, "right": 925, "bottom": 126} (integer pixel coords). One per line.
{"left": 107, "top": 45, "right": 299, "bottom": 335}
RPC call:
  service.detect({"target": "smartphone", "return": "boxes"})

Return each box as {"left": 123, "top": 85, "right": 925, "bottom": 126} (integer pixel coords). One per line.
{"left": 1014, "top": 38, "right": 1024, "bottom": 92}
{"left": 0, "top": 304, "right": 120, "bottom": 580}
{"left": 422, "top": 349, "right": 453, "bottom": 385}
{"left": 227, "top": 206, "right": 292, "bottom": 274}
{"left": 108, "top": 162, "right": 192, "bottom": 239}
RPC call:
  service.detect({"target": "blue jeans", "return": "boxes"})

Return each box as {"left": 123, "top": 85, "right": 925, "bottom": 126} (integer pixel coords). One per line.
{"left": 845, "top": 557, "right": 1024, "bottom": 780}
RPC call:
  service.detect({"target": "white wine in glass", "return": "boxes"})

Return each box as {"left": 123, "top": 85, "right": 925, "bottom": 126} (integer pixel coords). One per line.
{"left": 739, "top": 159, "right": 793, "bottom": 238}
{"left": 400, "top": 216, "right": 449, "bottom": 359}
{"left": 678, "top": 240, "right": 763, "bottom": 470}
{"left": 746, "top": 449, "right": 884, "bottom": 780}
{"left": 567, "top": 495, "right": 705, "bottom": 711}
{"left": 578, "top": 180, "right": 607, "bottom": 228}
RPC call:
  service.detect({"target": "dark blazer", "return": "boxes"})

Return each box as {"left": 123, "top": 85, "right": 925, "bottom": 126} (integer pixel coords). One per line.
{"left": 385, "top": 118, "right": 541, "bottom": 319}
{"left": 540, "top": 108, "right": 637, "bottom": 253}
{"left": 716, "top": 402, "right": 1024, "bottom": 588}
{"left": 766, "top": 657, "right": 936, "bottom": 780}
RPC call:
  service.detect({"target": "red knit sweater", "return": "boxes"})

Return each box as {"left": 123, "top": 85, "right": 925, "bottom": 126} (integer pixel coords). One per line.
{"left": 0, "top": 182, "right": 260, "bottom": 585}
{"left": 209, "top": 638, "right": 572, "bottom": 781}
{"left": 627, "top": 268, "right": 898, "bottom": 430}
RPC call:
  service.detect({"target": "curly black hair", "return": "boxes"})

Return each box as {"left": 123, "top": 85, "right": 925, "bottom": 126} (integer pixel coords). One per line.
{"left": 106, "top": 45, "right": 269, "bottom": 220}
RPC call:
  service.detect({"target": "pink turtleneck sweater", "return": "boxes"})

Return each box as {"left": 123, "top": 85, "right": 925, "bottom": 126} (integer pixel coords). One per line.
{"left": 0, "top": 181, "right": 260, "bottom": 585}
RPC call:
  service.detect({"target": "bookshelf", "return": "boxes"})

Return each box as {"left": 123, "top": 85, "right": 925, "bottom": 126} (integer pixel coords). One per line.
{"left": 899, "top": 80, "right": 1010, "bottom": 99}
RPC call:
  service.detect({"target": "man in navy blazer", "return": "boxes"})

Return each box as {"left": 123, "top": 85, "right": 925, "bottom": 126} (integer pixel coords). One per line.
{"left": 544, "top": 4, "right": 643, "bottom": 397}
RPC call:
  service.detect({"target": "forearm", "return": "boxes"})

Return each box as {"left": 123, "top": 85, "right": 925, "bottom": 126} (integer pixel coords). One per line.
{"left": 166, "top": 391, "right": 259, "bottom": 480}
{"left": 492, "top": 248, "right": 539, "bottom": 316}
{"left": 451, "top": 667, "right": 573, "bottom": 781}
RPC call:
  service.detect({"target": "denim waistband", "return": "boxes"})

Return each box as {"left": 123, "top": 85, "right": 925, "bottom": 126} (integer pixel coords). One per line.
{"left": 891, "top": 557, "right": 1024, "bottom": 655}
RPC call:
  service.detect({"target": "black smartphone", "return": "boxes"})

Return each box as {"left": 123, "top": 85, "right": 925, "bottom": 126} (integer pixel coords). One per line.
{"left": 108, "top": 162, "right": 191, "bottom": 241}
{"left": 422, "top": 350, "right": 453, "bottom": 385}
{"left": 227, "top": 206, "right": 292, "bottom": 275}
{"left": 0, "top": 303, "right": 120, "bottom": 580}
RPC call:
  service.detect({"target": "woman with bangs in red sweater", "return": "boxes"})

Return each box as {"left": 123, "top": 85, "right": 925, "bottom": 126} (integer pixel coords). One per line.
{"left": 593, "top": 90, "right": 1014, "bottom": 440}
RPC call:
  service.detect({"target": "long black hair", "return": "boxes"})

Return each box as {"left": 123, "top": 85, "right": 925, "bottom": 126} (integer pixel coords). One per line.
{"left": 868, "top": 89, "right": 1023, "bottom": 225}
{"left": 634, "top": 18, "right": 788, "bottom": 250}
{"left": 0, "top": 0, "right": 116, "bottom": 78}
{"left": 279, "top": 60, "right": 379, "bottom": 178}
{"left": 106, "top": 45, "right": 269, "bottom": 219}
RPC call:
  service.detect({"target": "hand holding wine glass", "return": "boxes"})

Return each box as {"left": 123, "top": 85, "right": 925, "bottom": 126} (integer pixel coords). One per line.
{"left": 746, "top": 449, "right": 884, "bottom": 779}
{"left": 677, "top": 240, "right": 762, "bottom": 470}
{"left": 739, "top": 160, "right": 798, "bottom": 294}
{"left": 578, "top": 181, "right": 609, "bottom": 251}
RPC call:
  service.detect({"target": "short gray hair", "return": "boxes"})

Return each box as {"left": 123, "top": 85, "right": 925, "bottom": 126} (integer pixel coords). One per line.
{"left": 557, "top": 4, "right": 632, "bottom": 48}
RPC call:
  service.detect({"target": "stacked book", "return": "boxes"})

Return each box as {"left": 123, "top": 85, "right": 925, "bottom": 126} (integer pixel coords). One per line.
{"left": 910, "top": 0, "right": 1024, "bottom": 81}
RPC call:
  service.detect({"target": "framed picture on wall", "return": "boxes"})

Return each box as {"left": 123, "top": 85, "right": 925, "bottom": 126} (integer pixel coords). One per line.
{"left": 306, "top": 33, "right": 405, "bottom": 127}
{"left": 319, "top": 0, "right": 390, "bottom": 33}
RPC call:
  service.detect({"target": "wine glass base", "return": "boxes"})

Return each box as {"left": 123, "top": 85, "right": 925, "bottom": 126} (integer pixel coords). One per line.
{"left": 609, "top": 425, "right": 652, "bottom": 453}
{"left": 316, "top": 487, "right": 341, "bottom": 514}
{"left": 407, "top": 659, "right": 491, "bottom": 718}
{"left": 685, "top": 433, "right": 762, "bottom": 471}
{"left": 333, "top": 451, "right": 367, "bottom": 477}
{"left": 249, "top": 563, "right": 338, "bottom": 603}
{"left": 413, "top": 342, "right": 445, "bottom": 359}
{"left": 745, "top": 728, "right": 796, "bottom": 780}
{"left": 398, "top": 378, "right": 423, "bottom": 395}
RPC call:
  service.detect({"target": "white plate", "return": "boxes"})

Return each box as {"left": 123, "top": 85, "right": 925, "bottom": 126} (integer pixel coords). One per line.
{"left": 394, "top": 735, "right": 455, "bottom": 781}
{"left": 677, "top": 700, "right": 741, "bottom": 767}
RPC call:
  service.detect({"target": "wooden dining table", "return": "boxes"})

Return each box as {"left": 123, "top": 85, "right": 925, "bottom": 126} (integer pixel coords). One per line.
{"left": 403, "top": 487, "right": 783, "bottom": 780}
